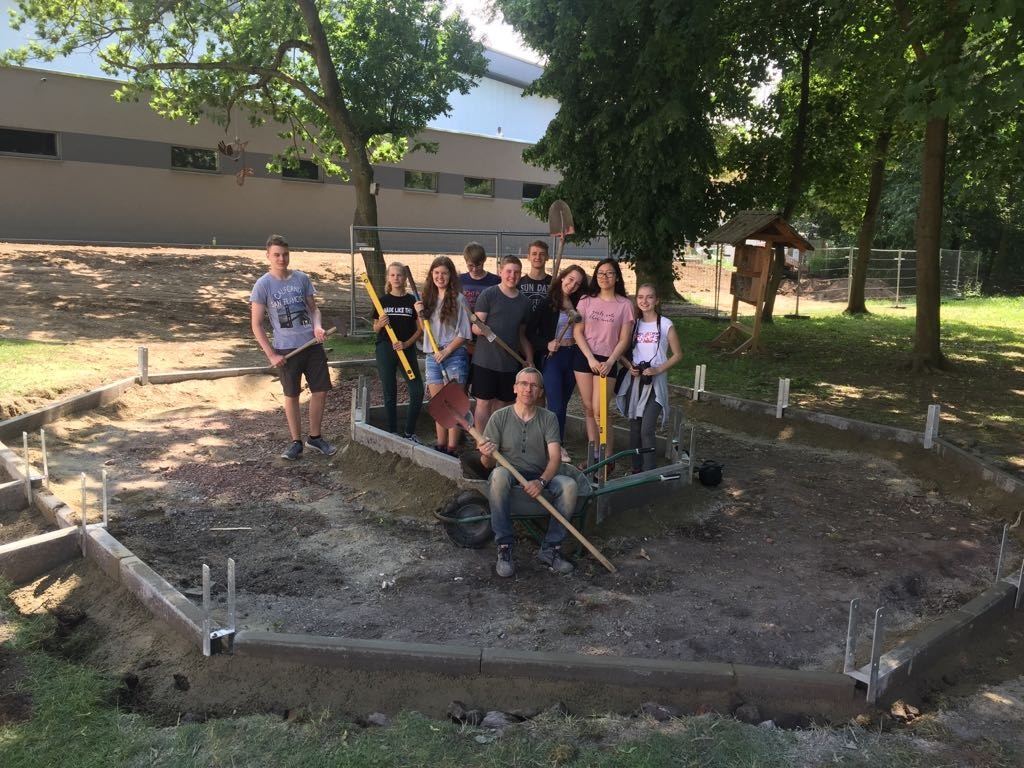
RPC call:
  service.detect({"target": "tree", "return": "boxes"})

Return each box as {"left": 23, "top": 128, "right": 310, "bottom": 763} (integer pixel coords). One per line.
{"left": 5, "top": 0, "right": 486, "bottom": 289}
{"left": 889, "top": 0, "right": 1023, "bottom": 368}
{"left": 495, "top": 0, "right": 749, "bottom": 299}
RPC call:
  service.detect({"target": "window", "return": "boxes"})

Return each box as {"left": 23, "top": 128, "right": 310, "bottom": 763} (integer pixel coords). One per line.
{"left": 171, "top": 146, "right": 218, "bottom": 172}
{"left": 464, "top": 176, "right": 494, "bottom": 198}
{"left": 522, "top": 182, "right": 547, "bottom": 201}
{"left": 282, "top": 159, "right": 320, "bottom": 181}
{"left": 0, "top": 127, "right": 58, "bottom": 158}
{"left": 403, "top": 170, "right": 438, "bottom": 192}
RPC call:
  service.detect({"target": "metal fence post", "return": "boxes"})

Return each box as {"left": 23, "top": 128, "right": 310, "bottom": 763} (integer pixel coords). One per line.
{"left": 848, "top": 246, "right": 854, "bottom": 304}
{"left": 349, "top": 224, "right": 357, "bottom": 336}
{"left": 894, "top": 250, "right": 903, "bottom": 308}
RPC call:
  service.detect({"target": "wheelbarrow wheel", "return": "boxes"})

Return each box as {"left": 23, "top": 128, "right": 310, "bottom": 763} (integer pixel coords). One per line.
{"left": 441, "top": 490, "right": 493, "bottom": 548}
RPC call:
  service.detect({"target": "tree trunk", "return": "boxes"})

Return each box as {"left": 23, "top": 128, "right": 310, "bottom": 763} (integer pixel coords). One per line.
{"left": 633, "top": 248, "right": 682, "bottom": 303}
{"left": 846, "top": 125, "right": 892, "bottom": 314}
{"left": 295, "top": 0, "right": 387, "bottom": 293}
{"left": 911, "top": 115, "right": 947, "bottom": 371}
{"left": 762, "top": 28, "right": 814, "bottom": 323}
{"left": 347, "top": 148, "right": 387, "bottom": 294}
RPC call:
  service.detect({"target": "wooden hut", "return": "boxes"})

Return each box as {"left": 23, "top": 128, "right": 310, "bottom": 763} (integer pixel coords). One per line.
{"left": 705, "top": 211, "right": 814, "bottom": 354}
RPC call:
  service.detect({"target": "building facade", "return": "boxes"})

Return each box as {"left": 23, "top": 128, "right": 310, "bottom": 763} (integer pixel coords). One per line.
{"left": 0, "top": 52, "right": 564, "bottom": 252}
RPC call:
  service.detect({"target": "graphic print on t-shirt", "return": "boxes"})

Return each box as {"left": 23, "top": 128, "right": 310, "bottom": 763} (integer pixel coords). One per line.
{"left": 636, "top": 329, "right": 660, "bottom": 344}
{"left": 271, "top": 284, "right": 311, "bottom": 329}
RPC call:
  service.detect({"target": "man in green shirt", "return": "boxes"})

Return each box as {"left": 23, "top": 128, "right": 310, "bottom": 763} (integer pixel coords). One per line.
{"left": 478, "top": 367, "right": 577, "bottom": 577}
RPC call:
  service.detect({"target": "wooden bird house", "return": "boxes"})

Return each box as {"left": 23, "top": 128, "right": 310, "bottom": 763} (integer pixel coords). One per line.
{"left": 705, "top": 211, "right": 814, "bottom": 355}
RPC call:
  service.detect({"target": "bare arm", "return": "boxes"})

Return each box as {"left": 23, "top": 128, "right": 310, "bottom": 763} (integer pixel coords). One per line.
{"left": 305, "top": 294, "right": 325, "bottom": 341}
{"left": 250, "top": 302, "right": 285, "bottom": 368}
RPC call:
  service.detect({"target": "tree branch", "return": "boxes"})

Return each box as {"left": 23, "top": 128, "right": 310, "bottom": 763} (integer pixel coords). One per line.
{"left": 126, "top": 59, "right": 328, "bottom": 111}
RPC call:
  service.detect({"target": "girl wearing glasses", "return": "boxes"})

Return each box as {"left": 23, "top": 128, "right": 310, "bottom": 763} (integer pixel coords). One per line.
{"left": 573, "top": 258, "right": 634, "bottom": 469}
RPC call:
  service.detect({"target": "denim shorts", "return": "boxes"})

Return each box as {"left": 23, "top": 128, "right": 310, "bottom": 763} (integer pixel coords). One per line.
{"left": 425, "top": 346, "right": 469, "bottom": 386}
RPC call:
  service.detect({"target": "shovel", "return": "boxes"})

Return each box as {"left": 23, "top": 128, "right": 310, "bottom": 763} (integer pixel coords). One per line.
{"left": 427, "top": 381, "right": 616, "bottom": 573}
{"left": 404, "top": 265, "right": 448, "bottom": 384}
{"left": 548, "top": 199, "right": 575, "bottom": 279}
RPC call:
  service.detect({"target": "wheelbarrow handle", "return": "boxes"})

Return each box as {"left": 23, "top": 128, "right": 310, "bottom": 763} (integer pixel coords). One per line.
{"left": 577, "top": 447, "right": 652, "bottom": 476}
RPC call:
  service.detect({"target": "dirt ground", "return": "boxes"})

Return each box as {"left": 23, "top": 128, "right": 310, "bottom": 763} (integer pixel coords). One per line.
{"left": 3, "top": 241, "right": 1023, "bottom": 729}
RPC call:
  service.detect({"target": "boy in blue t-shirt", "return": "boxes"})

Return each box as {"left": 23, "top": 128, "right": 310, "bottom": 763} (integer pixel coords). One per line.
{"left": 250, "top": 234, "right": 336, "bottom": 461}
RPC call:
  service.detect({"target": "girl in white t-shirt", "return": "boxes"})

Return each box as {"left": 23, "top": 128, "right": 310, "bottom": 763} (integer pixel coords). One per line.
{"left": 615, "top": 284, "right": 683, "bottom": 473}
{"left": 572, "top": 258, "right": 634, "bottom": 469}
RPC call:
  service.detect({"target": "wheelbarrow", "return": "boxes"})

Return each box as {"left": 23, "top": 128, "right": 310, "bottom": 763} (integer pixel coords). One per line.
{"left": 434, "top": 447, "right": 681, "bottom": 551}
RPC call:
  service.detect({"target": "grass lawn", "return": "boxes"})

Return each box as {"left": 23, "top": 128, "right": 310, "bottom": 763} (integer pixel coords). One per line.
{"left": 667, "top": 297, "right": 1024, "bottom": 472}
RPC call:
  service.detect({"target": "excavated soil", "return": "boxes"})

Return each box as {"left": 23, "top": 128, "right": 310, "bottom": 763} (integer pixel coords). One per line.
{"left": 2, "top": 241, "right": 1022, "bottom": 725}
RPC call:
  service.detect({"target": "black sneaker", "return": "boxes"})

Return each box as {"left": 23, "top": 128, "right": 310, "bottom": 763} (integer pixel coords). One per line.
{"left": 281, "top": 440, "right": 303, "bottom": 461}
{"left": 495, "top": 544, "right": 515, "bottom": 578}
{"left": 305, "top": 435, "right": 337, "bottom": 456}
{"left": 538, "top": 546, "right": 574, "bottom": 575}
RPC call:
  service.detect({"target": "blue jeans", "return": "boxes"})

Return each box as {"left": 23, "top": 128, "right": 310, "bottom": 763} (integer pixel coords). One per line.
{"left": 542, "top": 346, "right": 576, "bottom": 440}
{"left": 489, "top": 467, "right": 578, "bottom": 547}
{"left": 425, "top": 346, "right": 469, "bottom": 386}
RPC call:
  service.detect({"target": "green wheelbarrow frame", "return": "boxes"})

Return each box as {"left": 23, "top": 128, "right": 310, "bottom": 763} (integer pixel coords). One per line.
{"left": 434, "top": 448, "right": 682, "bottom": 550}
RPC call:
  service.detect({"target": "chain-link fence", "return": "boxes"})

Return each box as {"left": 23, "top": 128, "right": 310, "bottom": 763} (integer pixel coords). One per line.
{"left": 804, "top": 247, "right": 982, "bottom": 305}
{"left": 344, "top": 225, "right": 612, "bottom": 332}
{"left": 340, "top": 227, "right": 984, "bottom": 328}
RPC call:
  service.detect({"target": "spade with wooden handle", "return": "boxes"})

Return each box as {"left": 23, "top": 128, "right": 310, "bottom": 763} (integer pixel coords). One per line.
{"left": 361, "top": 273, "right": 416, "bottom": 381}
{"left": 427, "top": 381, "right": 616, "bottom": 573}
{"left": 403, "top": 264, "right": 448, "bottom": 384}
{"left": 548, "top": 199, "right": 575, "bottom": 279}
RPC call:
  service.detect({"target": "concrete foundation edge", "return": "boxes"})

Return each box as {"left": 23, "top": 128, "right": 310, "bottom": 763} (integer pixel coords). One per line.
{"left": 119, "top": 556, "right": 206, "bottom": 647}
{"left": 0, "top": 526, "right": 81, "bottom": 585}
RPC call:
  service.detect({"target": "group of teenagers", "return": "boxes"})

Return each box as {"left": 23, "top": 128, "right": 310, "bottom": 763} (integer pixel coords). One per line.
{"left": 373, "top": 239, "right": 683, "bottom": 477}
{"left": 250, "top": 233, "right": 682, "bottom": 577}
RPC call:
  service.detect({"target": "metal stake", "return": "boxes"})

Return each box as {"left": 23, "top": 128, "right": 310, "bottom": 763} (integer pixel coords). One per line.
{"left": 40, "top": 428, "right": 48, "bottom": 488}
{"left": 202, "top": 563, "right": 212, "bottom": 657}
{"left": 80, "top": 473, "right": 88, "bottom": 556}
{"left": 23, "top": 432, "right": 31, "bottom": 504}
{"left": 138, "top": 346, "right": 149, "bottom": 385}
{"left": 101, "top": 469, "right": 109, "bottom": 528}
{"left": 996, "top": 523, "right": 1009, "bottom": 584}
{"left": 692, "top": 364, "right": 706, "bottom": 401}
{"left": 776, "top": 378, "right": 791, "bottom": 418}
{"left": 867, "top": 607, "right": 886, "bottom": 704}
{"left": 687, "top": 427, "right": 696, "bottom": 486}
{"left": 843, "top": 599, "right": 860, "bottom": 674}
{"left": 227, "top": 558, "right": 236, "bottom": 631}
{"left": 1016, "top": 557, "right": 1024, "bottom": 609}
{"left": 923, "top": 404, "right": 941, "bottom": 449}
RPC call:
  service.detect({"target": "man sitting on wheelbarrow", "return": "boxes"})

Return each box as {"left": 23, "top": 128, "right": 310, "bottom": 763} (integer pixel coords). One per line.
{"left": 477, "top": 367, "right": 578, "bottom": 578}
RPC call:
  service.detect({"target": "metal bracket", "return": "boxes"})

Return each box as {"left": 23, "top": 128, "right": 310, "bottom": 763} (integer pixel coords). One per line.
{"left": 996, "top": 523, "right": 1009, "bottom": 585}
{"left": 843, "top": 598, "right": 887, "bottom": 704}
{"left": 776, "top": 378, "right": 790, "bottom": 418}
{"left": 201, "top": 558, "right": 237, "bottom": 656}
{"left": 692, "top": 364, "right": 706, "bottom": 401}
{"left": 923, "top": 404, "right": 941, "bottom": 449}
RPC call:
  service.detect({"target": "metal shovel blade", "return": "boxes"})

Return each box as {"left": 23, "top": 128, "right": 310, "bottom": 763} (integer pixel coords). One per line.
{"left": 427, "top": 381, "right": 474, "bottom": 432}
{"left": 548, "top": 199, "right": 575, "bottom": 238}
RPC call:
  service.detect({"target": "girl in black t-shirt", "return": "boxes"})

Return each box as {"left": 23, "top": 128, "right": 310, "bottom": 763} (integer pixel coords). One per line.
{"left": 372, "top": 262, "right": 425, "bottom": 439}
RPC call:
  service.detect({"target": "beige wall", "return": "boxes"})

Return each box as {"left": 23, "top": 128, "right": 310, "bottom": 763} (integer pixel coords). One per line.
{"left": 0, "top": 66, "right": 560, "bottom": 248}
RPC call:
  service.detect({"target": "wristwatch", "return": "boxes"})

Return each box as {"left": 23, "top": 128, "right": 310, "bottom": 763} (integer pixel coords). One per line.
{"left": 538, "top": 477, "right": 548, "bottom": 488}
